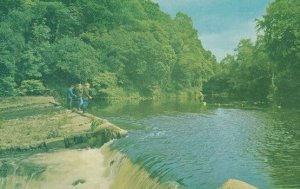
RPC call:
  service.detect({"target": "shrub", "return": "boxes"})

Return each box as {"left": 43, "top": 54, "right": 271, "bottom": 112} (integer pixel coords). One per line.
{"left": 18, "top": 80, "right": 48, "bottom": 96}
{"left": 0, "top": 77, "right": 16, "bottom": 97}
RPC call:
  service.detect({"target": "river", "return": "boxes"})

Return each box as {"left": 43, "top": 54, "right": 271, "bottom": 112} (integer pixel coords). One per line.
{"left": 89, "top": 99, "right": 300, "bottom": 189}
{"left": 0, "top": 99, "right": 299, "bottom": 189}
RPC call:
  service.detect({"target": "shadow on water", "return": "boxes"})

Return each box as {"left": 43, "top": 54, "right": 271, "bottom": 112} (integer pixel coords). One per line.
{"left": 89, "top": 99, "right": 208, "bottom": 130}
{"left": 91, "top": 99, "right": 206, "bottom": 114}
{"left": 259, "top": 109, "right": 300, "bottom": 188}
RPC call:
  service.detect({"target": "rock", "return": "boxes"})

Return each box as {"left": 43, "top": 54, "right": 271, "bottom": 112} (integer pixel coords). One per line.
{"left": 220, "top": 179, "right": 258, "bottom": 189}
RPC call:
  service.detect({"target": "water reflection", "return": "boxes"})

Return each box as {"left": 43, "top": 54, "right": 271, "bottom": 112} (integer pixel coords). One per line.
{"left": 90, "top": 99, "right": 207, "bottom": 117}
{"left": 261, "top": 110, "right": 300, "bottom": 188}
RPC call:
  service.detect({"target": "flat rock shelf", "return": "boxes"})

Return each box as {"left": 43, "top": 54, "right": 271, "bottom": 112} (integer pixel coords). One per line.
{"left": 0, "top": 96, "right": 127, "bottom": 153}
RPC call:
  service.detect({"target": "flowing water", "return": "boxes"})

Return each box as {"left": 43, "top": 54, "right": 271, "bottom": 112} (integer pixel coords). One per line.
{"left": 0, "top": 149, "right": 111, "bottom": 189}
{"left": 1, "top": 100, "right": 299, "bottom": 189}
{"left": 90, "top": 100, "right": 300, "bottom": 189}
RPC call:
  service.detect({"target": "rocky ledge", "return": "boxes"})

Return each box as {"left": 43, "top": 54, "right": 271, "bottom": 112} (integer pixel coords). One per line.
{"left": 0, "top": 96, "right": 127, "bottom": 153}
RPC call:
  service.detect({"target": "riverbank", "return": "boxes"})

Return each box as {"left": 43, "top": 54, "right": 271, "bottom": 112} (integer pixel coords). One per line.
{"left": 0, "top": 96, "right": 127, "bottom": 153}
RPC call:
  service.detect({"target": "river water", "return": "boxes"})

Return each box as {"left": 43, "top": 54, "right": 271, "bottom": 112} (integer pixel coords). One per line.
{"left": 1, "top": 100, "right": 299, "bottom": 189}
{"left": 89, "top": 99, "right": 300, "bottom": 189}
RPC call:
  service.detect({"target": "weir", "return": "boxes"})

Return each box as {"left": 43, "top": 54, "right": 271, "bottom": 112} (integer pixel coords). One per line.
{"left": 0, "top": 144, "right": 181, "bottom": 189}
{"left": 0, "top": 144, "right": 257, "bottom": 189}
{"left": 0, "top": 146, "right": 257, "bottom": 189}
{"left": 101, "top": 145, "right": 180, "bottom": 189}
{"left": 0, "top": 97, "right": 258, "bottom": 189}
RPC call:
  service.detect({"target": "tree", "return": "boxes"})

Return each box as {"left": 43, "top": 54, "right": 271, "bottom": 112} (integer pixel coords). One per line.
{"left": 46, "top": 37, "right": 100, "bottom": 83}
{"left": 204, "top": 38, "right": 272, "bottom": 102}
{"left": 258, "top": 0, "right": 300, "bottom": 106}
{"left": 0, "top": 22, "right": 25, "bottom": 95}
{"left": 0, "top": 0, "right": 216, "bottom": 98}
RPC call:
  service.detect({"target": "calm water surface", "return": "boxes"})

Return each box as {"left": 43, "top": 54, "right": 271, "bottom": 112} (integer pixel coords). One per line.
{"left": 90, "top": 100, "right": 300, "bottom": 189}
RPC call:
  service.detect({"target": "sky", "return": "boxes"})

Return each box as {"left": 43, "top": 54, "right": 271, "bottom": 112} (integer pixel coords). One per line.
{"left": 152, "top": 0, "right": 273, "bottom": 61}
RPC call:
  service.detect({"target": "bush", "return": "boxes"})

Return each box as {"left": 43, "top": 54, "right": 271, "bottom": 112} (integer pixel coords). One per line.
{"left": 0, "top": 77, "right": 16, "bottom": 97}
{"left": 91, "top": 72, "right": 126, "bottom": 98}
{"left": 18, "top": 80, "right": 48, "bottom": 96}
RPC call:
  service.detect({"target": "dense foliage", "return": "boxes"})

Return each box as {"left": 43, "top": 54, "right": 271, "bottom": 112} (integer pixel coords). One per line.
{"left": 204, "top": 0, "right": 300, "bottom": 107}
{"left": 0, "top": 0, "right": 216, "bottom": 98}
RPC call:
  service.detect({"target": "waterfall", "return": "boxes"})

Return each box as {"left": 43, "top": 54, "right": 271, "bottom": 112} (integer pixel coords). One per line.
{"left": 1, "top": 149, "right": 108, "bottom": 189}
{"left": 0, "top": 159, "right": 45, "bottom": 189}
{"left": 0, "top": 144, "right": 180, "bottom": 189}
{"left": 101, "top": 144, "right": 180, "bottom": 189}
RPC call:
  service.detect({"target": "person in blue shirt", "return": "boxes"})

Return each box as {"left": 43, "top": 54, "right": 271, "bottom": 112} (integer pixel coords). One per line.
{"left": 67, "top": 84, "right": 76, "bottom": 109}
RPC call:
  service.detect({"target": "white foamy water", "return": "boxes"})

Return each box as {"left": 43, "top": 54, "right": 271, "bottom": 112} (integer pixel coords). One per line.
{"left": 0, "top": 147, "right": 112, "bottom": 189}
{"left": 1, "top": 142, "right": 177, "bottom": 189}
{"left": 26, "top": 148, "right": 112, "bottom": 189}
